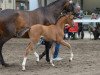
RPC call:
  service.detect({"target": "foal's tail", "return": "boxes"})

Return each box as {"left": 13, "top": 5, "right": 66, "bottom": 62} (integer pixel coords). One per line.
{"left": 16, "top": 27, "right": 30, "bottom": 38}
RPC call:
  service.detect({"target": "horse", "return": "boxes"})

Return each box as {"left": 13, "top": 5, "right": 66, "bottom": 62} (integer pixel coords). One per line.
{"left": 0, "top": 0, "right": 75, "bottom": 67}
{"left": 22, "top": 13, "right": 74, "bottom": 71}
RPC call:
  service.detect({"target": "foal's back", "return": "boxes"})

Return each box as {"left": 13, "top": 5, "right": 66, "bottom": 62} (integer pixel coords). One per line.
{"left": 29, "top": 24, "right": 57, "bottom": 41}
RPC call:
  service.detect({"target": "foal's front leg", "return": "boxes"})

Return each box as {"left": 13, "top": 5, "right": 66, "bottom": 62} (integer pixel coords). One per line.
{"left": 60, "top": 40, "right": 73, "bottom": 62}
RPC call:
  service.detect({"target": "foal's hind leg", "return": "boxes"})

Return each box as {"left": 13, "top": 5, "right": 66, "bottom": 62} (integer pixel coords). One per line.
{"left": 22, "top": 42, "right": 39, "bottom": 71}
{"left": 22, "top": 42, "right": 33, "bottom": 71}
{"left": 49, "top": 43, "right": 55, "bottom": 66}
{"left": 60, "top": 40, "right": 73, "bottom": 62}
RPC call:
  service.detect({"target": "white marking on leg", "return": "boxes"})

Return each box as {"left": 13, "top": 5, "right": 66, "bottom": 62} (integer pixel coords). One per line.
{"left": 22, "top": 57, "right": 27, "bottom": 71}
{"left": 34, "top": 52, "right": 39, "bottom": 62}
{"left": 70, "top": 52, "right": 74, "bottom": 61}
{"left": 50, "top": 56, "right": 55, "bottom": 67}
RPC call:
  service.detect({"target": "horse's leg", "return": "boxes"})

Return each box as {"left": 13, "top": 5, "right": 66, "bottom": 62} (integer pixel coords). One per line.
{"left": 22, "top": 42, "right": 33, "bottom": 71}
{"left": 60, "top": 40, "right": 73, "bottom": 62}
{"left": 22, "top": 42, "right": 39, "bottom": 71}
{"left": 49, "top": 43, "right": 55, "bottom": 66}
{"left": 0, "top": 37, "right": 11, "bottom": 67}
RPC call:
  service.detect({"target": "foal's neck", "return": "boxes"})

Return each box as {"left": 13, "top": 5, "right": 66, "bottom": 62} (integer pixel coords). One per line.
{"left": 56, "top": 16, "right": 67, "bottom": 29}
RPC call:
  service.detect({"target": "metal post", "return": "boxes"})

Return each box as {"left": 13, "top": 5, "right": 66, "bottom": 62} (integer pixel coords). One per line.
{"left": 13, "top": 0, "right": 15, "bottom": 9}
{"left": 44, "top": 0, "right": 47, "bottom": 6}
{"left": 81, "top": 0, "right": 83, "bottom": 10}
{"left": 5, "top": 0, "right": 6, "bottom": 9}
{"left": 38, "top": 0, "right": 42, "bottom": 7}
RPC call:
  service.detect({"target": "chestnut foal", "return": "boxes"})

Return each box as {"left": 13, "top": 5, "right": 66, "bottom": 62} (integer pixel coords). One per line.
{"left": 22, "top": 13, "right": 74, "bottom": 70}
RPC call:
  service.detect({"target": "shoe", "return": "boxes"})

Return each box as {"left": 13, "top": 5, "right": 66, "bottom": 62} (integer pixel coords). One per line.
{"left": 53, "top": 57, "right": 63, "bottom": 61}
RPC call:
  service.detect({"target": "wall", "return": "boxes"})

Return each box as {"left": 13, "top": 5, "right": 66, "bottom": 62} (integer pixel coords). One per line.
{"left": 83, "top": 0, "right": 100, "bottom": 12}
{"left": 1, "top": 0, "right": 15, "bottom": 10}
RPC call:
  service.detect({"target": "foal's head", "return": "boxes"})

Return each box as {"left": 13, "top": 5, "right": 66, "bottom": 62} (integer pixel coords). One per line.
{"left": 66, "top": 13, "right": 74, "bottom": 27}
{"left": 57, "top": 12, "right": 74, "bottom": 27}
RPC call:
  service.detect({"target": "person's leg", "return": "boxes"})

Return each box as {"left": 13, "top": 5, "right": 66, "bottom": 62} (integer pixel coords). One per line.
{"left": 78, "top": 30, "right": 81, "bottom": 38}
{"left": 93, "top": 30, "right": 98, "bottom": 40}
{"left": 53, "top": 43, "right": 60, "bottom": 58}
{"left": 45, "top": 41, "right": 52, "bottom": 62}
{"left": 81, "top": 30, "right": 84, "bottom": 39}
{"left": 39, "top": 41, "right": 52, "bottom": 62}
{"left": 68, "top": 32, "right": 71, "bottom": 39}
{"left": 96, "top": 32, "right": 99, "bottom": 39}
{"left": 72, "top": 32, "right": 76, "bottom": 39}
{"left": 53, "top": 43, "right": 63, "bottom": 61}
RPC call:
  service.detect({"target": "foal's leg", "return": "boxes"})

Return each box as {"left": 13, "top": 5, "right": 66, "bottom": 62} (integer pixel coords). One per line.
{"left": 60, "top": 40, "right": 73, "bottom": 62}
{"left": 22, "top": 42, "right": 33, "bottom": 70}
{"left": 22, "top": 42, "right": 39, "bottom": 71}
{"left": 49, "top": 43, "right": 55, "bottom": 66}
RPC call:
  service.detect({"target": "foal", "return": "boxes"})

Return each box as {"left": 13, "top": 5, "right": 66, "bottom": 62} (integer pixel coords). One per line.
{"left": 22, "top": 13, "right": 74, "bottom": 70}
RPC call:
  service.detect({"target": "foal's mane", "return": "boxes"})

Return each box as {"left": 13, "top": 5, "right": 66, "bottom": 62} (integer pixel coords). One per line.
{"left": 56, "top": 13, "right": 67, "bottom": 25}
{"left": 56, "top": 15, "right": 67, "bottom": 25}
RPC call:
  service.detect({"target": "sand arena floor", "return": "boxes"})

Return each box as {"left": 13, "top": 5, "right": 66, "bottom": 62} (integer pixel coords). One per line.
{"left": 0, "top": 38, "right": 100, "bottom": 75}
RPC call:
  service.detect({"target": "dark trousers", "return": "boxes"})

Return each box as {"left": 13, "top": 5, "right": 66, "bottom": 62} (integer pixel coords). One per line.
{"left": 78, "top": 23, "right": 84, "bottom": 39}
{"left": 39, "top": 41, "right": 52, "bottom": 62}
{"left": 68, "top": 32, "right": 73, "bottom": 39}
{"left": 93, "top": 30, "right": 100, "bottom": 40}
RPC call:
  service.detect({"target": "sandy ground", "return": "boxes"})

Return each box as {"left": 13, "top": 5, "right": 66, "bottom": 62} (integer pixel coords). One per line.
{"left": 0, "top": 38, "right": 100, "bottom": 75}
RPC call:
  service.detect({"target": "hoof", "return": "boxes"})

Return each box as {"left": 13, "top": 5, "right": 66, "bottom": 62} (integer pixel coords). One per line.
{"left": 69, "top": 57, "right": 73, "bottom": 62}
{"left": 52, "top": 64, "right": 55, "bottom": 67}
{"left": 22, "top": 66, "right": 26, "bottom": 71}
{"left": 69, "top": 59, "right": 72, "bottom": 62}
{"left": 22, "top": 69, "right": 26, "bottom": 71}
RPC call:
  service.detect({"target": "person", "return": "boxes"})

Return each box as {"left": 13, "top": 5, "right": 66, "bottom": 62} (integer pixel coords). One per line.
{"left": 74, "top": 5, "right": 84, "bottom": 39}
{"left": 91, "top": 13, "right": 98, "bottom": 19}
{"left": 65, "top": 24, "right": 73, "bottom": 39}
{"left": 38, "top": 37, "right": 63, "bottom": 61}
{"left": 93, "top": 24, "right": 100, "bottom": 40}
{"left": 89, "top": 13, "right": 99, "bottom": 40}
{"left": 65, "top": 22, "right": 78, "bottom": 40}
